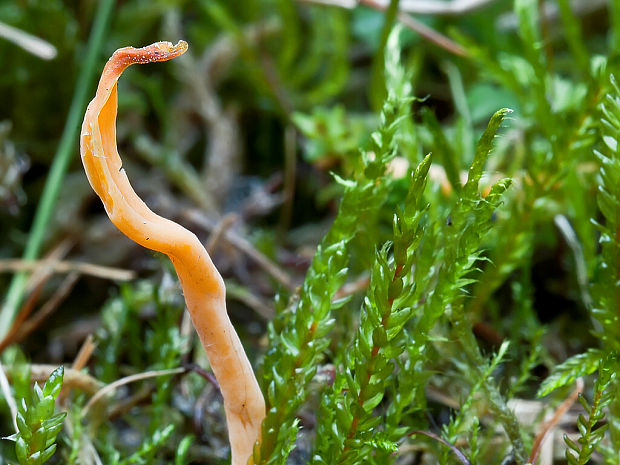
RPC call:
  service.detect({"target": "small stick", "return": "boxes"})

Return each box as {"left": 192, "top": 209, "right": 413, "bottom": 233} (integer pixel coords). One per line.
{"left": 184, "top": 208, "right": 295, "bottom": 290}
{"left": 409, "top": 430, "right": 471, "bottom": 464}
{"left": 0, "top": 278, "right": 45, "bottom": 354}
{"left": 2, "top": 364, "right": 103, "bottom": 395}
{"left": 71, "top": 334, "right": 97, "bottom": 372}
{"left": 0, "top": 258, "right": 135, "bottom": 281}
{"left": 1, "top": 273, "right": 80, "bottom": 352}
{"left": 206, "top": 213, "right": 239, "bottom": 254}
{"left": 0, "top": 239, "right": 72, "bottom": 352}
{"left": 58, "top": 333, "right": 97, "bottom": 404}
{"left": 360, "top": 0, "right": 468, "bottom": 56}
{"left": 528, "top": 378, "right": 584, "bottom": 464}
{"left": 83, "top": 367, "right": 186, "bottom": 415}
{"left": 299, "top": 0, "right": 497, "bottom": 15}
{"left": 299, "top": 0, "right": 469, "bottom": 56}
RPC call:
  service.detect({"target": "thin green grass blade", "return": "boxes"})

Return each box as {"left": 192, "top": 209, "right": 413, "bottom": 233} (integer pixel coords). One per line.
{"left": 0, "top": 0, "right": 116, "bottom": 339}
{"left": 369, "top": 0, "right": 400, "bottom": 111}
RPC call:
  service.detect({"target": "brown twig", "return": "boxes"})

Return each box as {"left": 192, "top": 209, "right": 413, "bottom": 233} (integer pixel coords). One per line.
{"left": 369, "top": 0, "right": 469, "bottom": 56}
{"left": 363, "top": 0, "right": 469, "bottom": 56}
{"left": 409, "top": 430, "right": 471, "bottom": 464}
{"left": 184, "top": 362, "right": 220, "bottom": 390}
{"left": 300, "top": 0, "right": 471, "bottom": 56}
{"left": 0, "top": 240, "right": 74, "bottom": 350}
{"left": 0, "top": 277, "right": 46, "bottom": 354}
{"left": 58, "top": 333, "right": 98, "bottom": 404}
{"left": 206, "top": 213, "right": 239, "bottom": 254}
{"left": 23, "top": 239, "right": 73, "bottom": 294}
{"left": 395, "top": 10, "right": 468, "bottom": 56}
{"left": 226, "top": 281, "right": 275, "bottom": 320}
{"left": 83, "top": 367, "right": 187, "bottom": 415}
{"left": 0, "top": 273, "right": 79, "bottom": 353}
{"left": 300, "top": 0, "right": 497, "bottom": 15}
{"left": 183, "top": 208, "right": 295, "bottom": 290}
{"left": 107, "top": 385, "right": 154, "bottom": 420}
{"left": 528, "top": 378, "right": 584, "bottom": 464}
{"left": 0, "top": 258, "right": 136, "bottom": 281}
{"left": 2, "top": 363, "right": 103, "bottom": 395}
{"left": 71, "top": 334, "right": 97, "bottom": 372}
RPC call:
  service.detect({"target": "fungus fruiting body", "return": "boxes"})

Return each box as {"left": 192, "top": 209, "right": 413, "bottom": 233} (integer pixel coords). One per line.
{"left": 80, "top": 41, "right": 265, "bottom": 465}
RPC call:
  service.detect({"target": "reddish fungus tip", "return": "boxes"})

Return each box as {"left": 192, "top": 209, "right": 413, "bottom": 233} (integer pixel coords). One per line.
{"left": 112, "top": 40, "right": 188, "bottom": 66}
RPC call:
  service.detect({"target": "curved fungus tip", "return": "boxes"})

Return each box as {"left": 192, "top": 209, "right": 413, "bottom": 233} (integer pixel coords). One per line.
{"left": 80, "top": 41, "right": 265, "bottom": 465}
{"left": 111, "top": 40, "right": 188, "bottom": 66}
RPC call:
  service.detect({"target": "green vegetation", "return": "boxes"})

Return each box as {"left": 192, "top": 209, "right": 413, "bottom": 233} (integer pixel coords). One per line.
{"left": 5, "top": 364, "right": 66, "bottom": 465}
{"left": 1, "top": 1, "right": 620, "bottom": 463}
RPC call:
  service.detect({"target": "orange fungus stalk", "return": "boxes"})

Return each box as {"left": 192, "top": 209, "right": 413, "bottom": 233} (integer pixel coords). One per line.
{"left": 80, "top": 41, "right": 265, "bottom": 465}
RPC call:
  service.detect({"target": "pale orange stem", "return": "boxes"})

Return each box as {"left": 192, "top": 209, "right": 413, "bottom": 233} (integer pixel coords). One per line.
{"left": 80, "top": 41, "right": 265, "bottom": 465}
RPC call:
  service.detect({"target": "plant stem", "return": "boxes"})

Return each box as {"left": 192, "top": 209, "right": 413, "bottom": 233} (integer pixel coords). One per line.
{"left": 0, "top": 0, "right": 115, "bottom": 339}
{"left": 452, "top": 306, "right": 527, "bottom": 464}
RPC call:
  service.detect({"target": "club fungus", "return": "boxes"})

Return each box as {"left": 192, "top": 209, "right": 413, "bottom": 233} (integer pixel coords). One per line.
{"left": 80, "top": 41, "right": 265, "bottom": 465}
